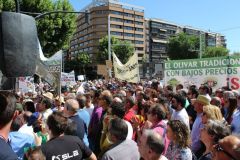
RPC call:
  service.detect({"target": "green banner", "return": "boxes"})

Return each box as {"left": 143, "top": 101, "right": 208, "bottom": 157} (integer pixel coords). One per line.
{"left": 164, "top": 56, "right": 240, "bottom": 91}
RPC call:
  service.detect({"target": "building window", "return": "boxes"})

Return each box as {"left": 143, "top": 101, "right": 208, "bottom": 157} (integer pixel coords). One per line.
{"left": 135, "top": 15, "right": 143, "bottom": 19}
{"left": 111, "top": 11, "right": 123, "bottom": 16}
{"left": 136, "top": 47, "right": 144, "bottom": 51}
{"left": 135, "top": 28, "right": 143, "bottom": 32}
{"left": 111, "top": 31, "right": 123, "bottom": 36}
{"left": 111, "top": 17, "right": 123, "bottom": 22}
{"left": 111, "top": 25, "right": 123, "bottom": 29}
{"left": 124, "top": 33, "right": 134, "bottom": 37}
{"left": 135, "top": 40, "right": 144, "bottom": 44}
{"left": 124, "top": 13, "right": 133, "bottom": 17}
{"left": 124, "top": 19, "right": 134, "bottom": 24}
{"left": 124, "top": 26, "right": 134, "bottom": 30}
{"left": 95, "top": 10, "right": 108, "bottom": 14}
{"left": 135, "top": 21, "right": 143, "bottom": 25}
{"left": 135, "top": 34, "right": 143, "bottom": 38}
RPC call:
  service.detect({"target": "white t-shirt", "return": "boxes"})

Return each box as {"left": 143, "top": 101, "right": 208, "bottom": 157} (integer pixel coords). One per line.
{"left": 18, "top": 124, "right": 34, "bottom": 138}
{"left": 160, "top": 155, "right": 168, "bottom": 160}
{"left": 125, "top": 120, "right": 133, "bottom": 140}
{"left": 171, "top": 108, "right": 190, "bottom": 129}
{"left": 84, "top": 104, "right": 94, "bottom": 117}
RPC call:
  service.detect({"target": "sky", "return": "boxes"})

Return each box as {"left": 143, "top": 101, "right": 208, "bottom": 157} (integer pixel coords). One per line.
{"left": 69, "top": 0, "right": 240, "bottom": 53}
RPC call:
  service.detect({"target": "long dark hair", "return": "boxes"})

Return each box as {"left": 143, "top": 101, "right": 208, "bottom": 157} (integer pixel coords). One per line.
{"left": 226, "top": 97, "right": 237, "bottom": 123}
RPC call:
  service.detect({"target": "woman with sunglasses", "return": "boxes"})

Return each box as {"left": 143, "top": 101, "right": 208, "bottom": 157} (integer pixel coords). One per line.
{"left": 199, "top": 120, "right": 231, "bottom": 160}
{"left": 212, "top": 135, "right": 240, "bottom": 160}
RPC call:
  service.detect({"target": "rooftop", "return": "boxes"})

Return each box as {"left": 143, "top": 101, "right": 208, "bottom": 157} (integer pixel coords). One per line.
{"left": 80, "top": 0, "right": 144, "bottom": 12}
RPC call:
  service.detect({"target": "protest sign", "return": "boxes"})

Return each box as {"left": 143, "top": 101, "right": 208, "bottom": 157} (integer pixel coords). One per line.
{"left": 77, "top": 75, "right": 85, "bottom": 81}
{"left": 164, "top": 56, "right": 240, "bottom": 91}
{"left": 113, "top": 53, "right": 140, "bottom": 83}
{"left": 18, "top": 76, "right": 35, "bottom": 93}
{"left": 97, "top": 65, "right": 108, "bottom": 76}
{"left": 61, "top": 71, "right": 76, "bottom": 86}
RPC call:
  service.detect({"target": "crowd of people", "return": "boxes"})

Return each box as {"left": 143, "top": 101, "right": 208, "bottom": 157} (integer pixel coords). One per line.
{"left": 0, "top": 79, "right": 240, "bottom": 160}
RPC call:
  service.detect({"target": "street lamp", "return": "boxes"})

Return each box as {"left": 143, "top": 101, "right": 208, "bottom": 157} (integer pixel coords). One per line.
{"left": 108, "top": 14, "right": 112, "bottom": 78}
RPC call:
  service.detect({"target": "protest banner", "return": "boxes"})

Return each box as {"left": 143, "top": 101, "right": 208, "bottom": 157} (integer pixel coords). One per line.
{"left": 61, "top": 71, "right": 76, "bottom": 86}
{"left": 113, "top": 53, "right": 140, "bottom": 83}
{"left": 42, "top": 50, "right": 62, "bottom": 94}
{"left": 77, "top": 75, "right": 85, "bottom": 81}
{"left": 164, "top": 56, "right": 240, "bottom": 91}
{"left": 43, "top": 50, "right": 62, "bottom": 73}
{"left": 18, "top": 76, "right": 35, "bottom": 93}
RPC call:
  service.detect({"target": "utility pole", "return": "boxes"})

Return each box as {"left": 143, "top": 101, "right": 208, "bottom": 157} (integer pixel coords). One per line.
{"left": 108, "top": 14, "right": 112, "bottom": 78}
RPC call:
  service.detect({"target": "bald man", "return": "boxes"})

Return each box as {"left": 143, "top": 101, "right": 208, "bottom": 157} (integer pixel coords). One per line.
{"left": 64, "top": 99, "right": 87, "bottom": 145}
{"left": 212, "top": 135, "right": 240, "bottom": 160}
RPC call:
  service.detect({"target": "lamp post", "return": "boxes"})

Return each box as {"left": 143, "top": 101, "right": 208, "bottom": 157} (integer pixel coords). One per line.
{"left": 108, "top": 14, "right": 112, "bottom": 78}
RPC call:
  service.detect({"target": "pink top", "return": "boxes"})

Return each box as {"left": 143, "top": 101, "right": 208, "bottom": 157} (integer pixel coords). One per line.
{"left": 151, "top": 120, "right": 170, "bottom": 155}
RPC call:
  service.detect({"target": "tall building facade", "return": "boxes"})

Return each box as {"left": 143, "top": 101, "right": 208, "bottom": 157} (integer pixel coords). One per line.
{"left": 69, "top": 0, "right": 145, "bottom": 65}
{"left": 69, "top": 0, "right": 227, "bottom": 79}
{"left": 146, "top": 18, "right": 227, "bottom": 78}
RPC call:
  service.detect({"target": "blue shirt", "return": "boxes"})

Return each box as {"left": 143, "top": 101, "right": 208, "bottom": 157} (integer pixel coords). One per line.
{"left": 0, "top": 137, "right": 18, "bottom": 160}
{"left": 9, "top": 132, "right": 35, "bottom": 160}
{"left": 78, "top": 109, "right": 90, "bottom": 128}
{"left": 191, "top": 113, "right": 204, "bottom": 153}
{"left": 77, "top": 109, "right": 90, "bottom": 147}
{"left": 231, "top": 107, "right": 240, "bottom": 135}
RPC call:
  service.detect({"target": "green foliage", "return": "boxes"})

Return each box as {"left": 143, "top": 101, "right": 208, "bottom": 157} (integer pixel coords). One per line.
{"left": 113, "top": 40, "right": 134, "bottom": 64}
{"left": 97, "top": 36, "right": 134, "bottom": 64}
{"left": 231, "top": 52, "right": 240, "bottom": 57}
{"left": 76, "top": 52, "right": 91, "bottom": 64}
{"left": 167, "top": 32, "right": 199, "bottom": 60}
{"left": 203, "top": 46, "right": 229, "bottom": 58}
{"left": 65, "top": 52, "right": 91, "bottom": 74}
{"left": 97, "top": 36, "right": 120, "bottom": 63}
{"left": 0, "top": 0, "right": 15, "bottom": 11}
{"left": 0, "top": 0, "right": 76, "bottom": 57}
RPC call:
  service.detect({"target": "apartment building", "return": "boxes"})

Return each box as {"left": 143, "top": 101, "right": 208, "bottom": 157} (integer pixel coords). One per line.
{"left": 145, "top": 18, "right": 227, "bottom": 77}
{"left": 69, "top": 0, "right": 145, "bottom": 64}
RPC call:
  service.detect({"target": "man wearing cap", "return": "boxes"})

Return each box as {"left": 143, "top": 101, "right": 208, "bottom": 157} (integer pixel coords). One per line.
{"left": 191, "top": 95, "right": 210, "bottom": 158}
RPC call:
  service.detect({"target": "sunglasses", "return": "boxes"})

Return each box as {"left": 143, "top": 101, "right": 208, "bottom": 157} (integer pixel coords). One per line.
{"left": 214, "top": 143, "right": 237, "bottom": 160}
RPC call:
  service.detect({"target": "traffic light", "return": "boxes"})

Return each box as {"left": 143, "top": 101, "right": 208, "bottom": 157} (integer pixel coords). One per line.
{"left": 85, "top": 11, "right": 89, "bottom": 24}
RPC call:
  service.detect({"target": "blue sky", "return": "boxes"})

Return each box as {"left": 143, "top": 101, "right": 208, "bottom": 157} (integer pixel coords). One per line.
{"left": 69, "top": 0, "right": 240, "bottom": 53}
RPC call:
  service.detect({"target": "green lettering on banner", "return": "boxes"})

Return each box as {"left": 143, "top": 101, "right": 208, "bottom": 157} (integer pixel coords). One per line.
{"left": 164, "top": 56, "right": 240, "bottom": 90}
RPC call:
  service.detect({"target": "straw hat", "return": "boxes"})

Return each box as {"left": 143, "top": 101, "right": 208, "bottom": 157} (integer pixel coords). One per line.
{"left": 196, "top": 95, "right": 210, "bottom": 105}
{"left": 42, "top": 92, "right": 53, "bottom": 100}
{"left": 55, "top": 96, "right": 65, "bottom": 104}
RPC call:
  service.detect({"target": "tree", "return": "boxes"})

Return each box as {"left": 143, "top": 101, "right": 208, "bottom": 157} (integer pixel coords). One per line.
{"left": 232, "top": 52, "right": 240, "bottom": 56}
{"left": 65, "top": 52, "right": 91, "bottom": 75}
{"left": 202, "top": 46, "right": 229, "bottom": 58}
{"left": 113, "top": 40, "right": 134, "bottom": 64}
{"left": 0, "top": 0, "right": 76, "bottom": 57}
{"left": 167, "top": 32, "right": 199, "bottom": 60}
{"left": 97, "top": 36, "right": 134, "bottom": 64}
